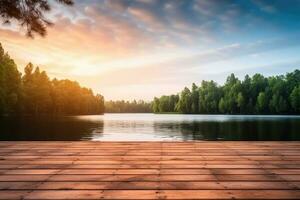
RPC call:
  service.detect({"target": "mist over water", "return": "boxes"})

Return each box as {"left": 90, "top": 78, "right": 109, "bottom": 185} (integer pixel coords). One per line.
{"left": 0, "top": 114, "right": 300, "bottom": 141}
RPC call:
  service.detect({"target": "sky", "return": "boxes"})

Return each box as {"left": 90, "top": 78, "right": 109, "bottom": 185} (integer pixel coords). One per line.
{"left": 1, "top": 0, "right": 300, "bottom": 100}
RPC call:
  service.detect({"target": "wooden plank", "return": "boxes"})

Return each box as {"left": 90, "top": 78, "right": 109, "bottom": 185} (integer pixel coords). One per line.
{"left": 2, "top": 181, "right": 298, "bottom": 190}
{"left": 25, "top": 190, "right": 104, "bottom": 199}
{"left": 0, "top": 182, "right": 41, "bottom": 190}
{"left": 0, "top": 191, "right": 30, "bottom": 200}
{"left": 2, "top": 168, "right": 300, "bottom": 175}
{"left": 36, "top": 181, "right": 160, "bottom": 190}
{"left": 2, "top": 155, "right": 299, "bottom": 160}
{"left": 1, "top": 174, "right": 300, "bottom": 182}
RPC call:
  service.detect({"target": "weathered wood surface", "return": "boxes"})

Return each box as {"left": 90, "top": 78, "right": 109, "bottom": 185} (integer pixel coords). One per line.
{"left": 0, "top": 141, "right": 299, "bottom": 199}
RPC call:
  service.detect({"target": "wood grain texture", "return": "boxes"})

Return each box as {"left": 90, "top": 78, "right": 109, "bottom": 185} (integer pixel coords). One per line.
{"left": 0, "top": 141, "right": 299, "bottom": 199}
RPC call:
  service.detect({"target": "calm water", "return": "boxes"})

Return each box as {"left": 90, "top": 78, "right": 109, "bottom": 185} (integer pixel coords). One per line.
{"left": 0, "top": 114, "right": 300, "bottom": 141}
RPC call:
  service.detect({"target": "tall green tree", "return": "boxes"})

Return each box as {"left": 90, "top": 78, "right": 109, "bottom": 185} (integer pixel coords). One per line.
{"left": 256, "top": 92, "right": 267, "bottom": 113}
{"left": 191, "top": 83, "right": 199, "bottom": 113}
{"left": 199, "top": 81, "right": 221, "bottom": 113}
{"left": 0, "top": 43, "right": 22, "bottom": 114}
{"left": 290, "top": 86, "right": 300, "bottom": 113}
{"left": 152, "top": 97, "right": 160, "bottom": 113}
{"left": 237, "top": 92, "right": 245, "bottom": 113}
{"left": 176, "top": 87, "right": 192, "bottom": 113}
{"left": 22, "top": 64, "right": 52, "bottom": 114}
{"left": 218, "top": 98, "right": 226, "bottom": 113}
{"left": 222, "top": 74, "right": 241, "bottom": 114}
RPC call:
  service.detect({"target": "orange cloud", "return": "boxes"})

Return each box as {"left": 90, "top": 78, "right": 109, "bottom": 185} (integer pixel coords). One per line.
{"left": 3, "top": 0, "right": 274, "bottom": 100}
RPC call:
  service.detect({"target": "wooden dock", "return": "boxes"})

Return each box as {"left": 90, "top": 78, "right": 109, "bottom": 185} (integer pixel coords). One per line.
{"left": 0, "top": 141, "right": 299, "bottom": 199}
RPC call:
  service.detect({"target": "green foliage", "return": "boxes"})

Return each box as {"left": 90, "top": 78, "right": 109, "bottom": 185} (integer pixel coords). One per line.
{"left": 0, "top": 0, "right": 73, "bottom": 37}
{"left": 105, "top": 100, "right": 151, "bottom": 113}
{"left": 0, "top": 43, "right": 104, "bottom": 115}
{"left": 151, "top": 94, "right": 179, "bottom": 113}
{"left": 176, "top": 87, "right": 192, "bottom": 113}
{"left": 191, "top": 83, "right": 199, "bottom": 113}
{"left": 237, "top": 92, "right": 245, "bottom": 112}
{"left": 256, "top": 92, "right": 267, "bottom": 113}
{"left": 0, "top": 43, "right": 22, "bottom": 114}
{"left": 218, "top": 98, "right": 226, "bottom": 113}
{"left": 153, "top": 70, "right": 300, "bottom": 114}
{"left": 290, "top": 86, "right": 300, "bottom": 112}
{"left": 50, "top": 79, "right": 104, "bottom": 115}
{"left": 199, "top": 81, "right": 222, "bottom": 113}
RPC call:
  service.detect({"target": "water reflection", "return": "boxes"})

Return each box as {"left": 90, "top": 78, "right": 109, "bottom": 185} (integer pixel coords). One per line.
{"left": 0, "top": 116, "right": 103, "bottom": 140}
{"left": 0, "top": 114, "right": 299, "bottom": 141}
{"left": 152, "top": 121, "right": 300, "bottom": 141}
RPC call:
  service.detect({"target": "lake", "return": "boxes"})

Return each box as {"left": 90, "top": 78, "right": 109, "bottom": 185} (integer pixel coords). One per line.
{"left": 0, "top": 113, "right": 300, "bottom": 141}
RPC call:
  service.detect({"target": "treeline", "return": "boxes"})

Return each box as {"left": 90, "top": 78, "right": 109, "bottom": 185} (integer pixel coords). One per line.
{"left": 152, "top": 70, "right": 300, "bottom": 114}
{"left": 0, "top": 43, "right": 104, "bottom": 115}
{"left": 105, "top": 100, "right": 151, "bottom": 113}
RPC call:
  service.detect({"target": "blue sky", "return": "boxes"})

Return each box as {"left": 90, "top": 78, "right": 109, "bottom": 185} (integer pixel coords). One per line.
{"left": 1, "top": 0, "right": 300, "bottom": 100}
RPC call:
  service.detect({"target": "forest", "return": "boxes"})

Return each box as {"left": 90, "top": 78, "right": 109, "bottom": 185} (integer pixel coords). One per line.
{"left": 152, "top": 70, "right": 300, "bottom": 114}
{"left": 0, "top": 43, "right": 104, "bottom": 115}
{"left": 105, "top": 100, "right": 152, "bottom": 113}
{"left": 1, "top": 42, "right": 300, "bottom": 115}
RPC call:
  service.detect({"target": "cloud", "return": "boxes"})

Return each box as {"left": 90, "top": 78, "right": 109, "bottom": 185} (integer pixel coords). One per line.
{"left": 128, "top": 6, "right": 164, "bottom": 30}
{"left": 79, "top": 35, "right": 300, "bottom": 92}
{"left": 1, "top": 0, "right": 300, "bottom": 100}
